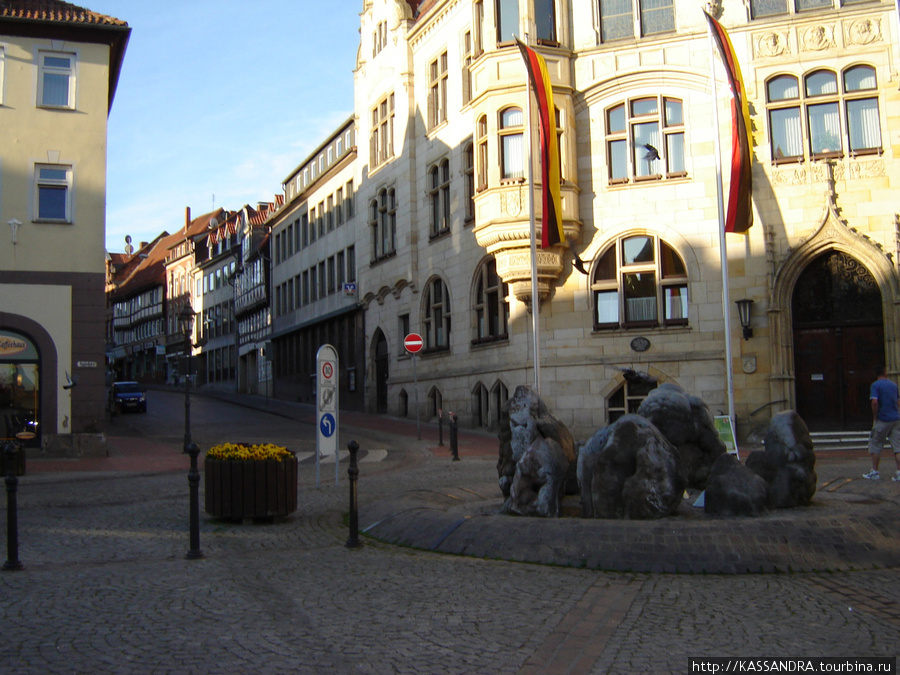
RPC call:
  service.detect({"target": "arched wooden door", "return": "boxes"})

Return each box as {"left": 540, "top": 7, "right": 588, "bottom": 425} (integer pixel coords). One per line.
{"left": 373, "top": 330, "right": 389, "bottom": 414}
{"left": 792, "top": 251, "right": 884, "bottom": 430}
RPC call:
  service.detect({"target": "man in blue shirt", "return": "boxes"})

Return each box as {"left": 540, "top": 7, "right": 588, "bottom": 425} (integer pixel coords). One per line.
{"left": 863, "top": 366, "right": 900, "bottom": 481}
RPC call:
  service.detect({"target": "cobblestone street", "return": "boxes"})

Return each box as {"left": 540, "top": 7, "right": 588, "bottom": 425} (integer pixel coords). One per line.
{"left": 1, "top": 391, "right": 899, "bottom": 673}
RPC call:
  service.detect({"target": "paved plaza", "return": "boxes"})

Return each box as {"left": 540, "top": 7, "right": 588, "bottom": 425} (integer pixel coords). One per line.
{"left": 1, "top": 391, "right": 899, "bottom": 673}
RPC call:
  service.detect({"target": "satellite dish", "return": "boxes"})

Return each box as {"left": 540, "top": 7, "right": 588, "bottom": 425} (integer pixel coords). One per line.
{"left": 124, "top": 243, "right": 134, "bottom": 254}
{"left": 125, "top": 235, "right": 132, "bottom": 244}
{"left": 208, "top": 217, "right": 219, "bottom": 229}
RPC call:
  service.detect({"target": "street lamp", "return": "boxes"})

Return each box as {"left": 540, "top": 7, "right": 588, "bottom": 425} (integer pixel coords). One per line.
{"left": 178, "top": 304, "right": 196, "bottom": 449}
{"left": 178, "top": 303, "right": 203, "bottom": 560}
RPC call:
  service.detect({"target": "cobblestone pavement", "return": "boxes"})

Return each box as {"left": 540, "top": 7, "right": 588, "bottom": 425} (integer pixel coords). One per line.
{"left": 2, "top": 392, "right": 899, "bottom": 673}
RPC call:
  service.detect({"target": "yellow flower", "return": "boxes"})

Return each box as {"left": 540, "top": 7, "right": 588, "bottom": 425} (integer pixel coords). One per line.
{"left": 206, "top": 443, "right": 292, "bottom": 461}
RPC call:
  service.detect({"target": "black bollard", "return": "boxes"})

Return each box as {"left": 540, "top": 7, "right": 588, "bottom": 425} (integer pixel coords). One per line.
{"left": 3, "top": 443, "right": 23, "bottom": 571}
{"left": 450, "top": 413, "right": 459, "bottom": 462}
{"left": 185, "top": 442, "right": 204, "bottom": 560}
{"left": 346, "top": 440, "right": 361, "bottom": 548}
{"left": 438, "top": 409, "right": 444, "bottom": 446}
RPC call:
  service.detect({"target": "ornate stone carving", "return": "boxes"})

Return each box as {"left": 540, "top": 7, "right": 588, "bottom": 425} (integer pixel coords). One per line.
{"left": 846, "top": 17, "right": 881, "bottom": 46}
{"left": 755, "top": 31, "right": 789, "bottom": 58}
{"left": 847, "top": 160, "right": 885, "bottom": 180}
{"left": 799, "top": 24, "right": 835, "bottom": 52}
{"left": 500, "top": 184, "right": 524, "bottom": 218}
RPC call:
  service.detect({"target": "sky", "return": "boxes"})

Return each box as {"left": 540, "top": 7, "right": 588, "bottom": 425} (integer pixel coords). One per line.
{"left": 84, "top": 1, "right": 362, "bottom": 252}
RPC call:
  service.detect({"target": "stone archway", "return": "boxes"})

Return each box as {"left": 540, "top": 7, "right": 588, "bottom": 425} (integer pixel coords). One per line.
{"left": 371, "top": 329, "right": 389, "bottom": 414}
{"left": 791, "top": 251, "right": 884, "bottom": 430}
{"left": 770, "top": 182, "right": 900, "bottom": 430}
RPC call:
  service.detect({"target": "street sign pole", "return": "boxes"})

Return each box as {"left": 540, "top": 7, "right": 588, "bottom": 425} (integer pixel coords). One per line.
{"left": 316, "top": 344, "right": 339, "bottom": 488}
{"left": 404, "top": 334, "right": 424, "bottom": 440}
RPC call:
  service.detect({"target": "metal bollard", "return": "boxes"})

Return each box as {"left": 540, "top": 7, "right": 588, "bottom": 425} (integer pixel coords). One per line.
{"left": 346, "top": 440, "right": 361, "bottom": 548}
{"left": 3, "top": 443, "right": 23, "bottom": 571}
{"left": 185, "top": 442, "right": 204, "bottom": 560}
{"left": 438, "top": 409, "right": 444, "bottom": 446}
{"left": 449, "top": 413, "right": 459, "bottom": 462}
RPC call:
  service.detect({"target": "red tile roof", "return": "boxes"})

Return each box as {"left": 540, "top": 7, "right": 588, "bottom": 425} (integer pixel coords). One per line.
{"left": 0, "top": 0, "right": 127, "bottom": 26}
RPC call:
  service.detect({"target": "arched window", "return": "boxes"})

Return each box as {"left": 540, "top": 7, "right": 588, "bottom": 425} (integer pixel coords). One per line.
{"left": 592, "top": 234, "right": 688, "bottom": 329}
{"left": 607, "top": 378, "right": 657, "bottom": 424}
{"left": 428, "top": 386, "right": 443, "bottom": 418}
{"left": 499, "top": 107, "right": 524, "bottom": 180}
{"left": 473, "top": 382, "right": 490, "bottom": 427}
{"left": 423, "top": 278, "right": 451, "bottom": 351}
{"left": 472, "top": 257, "right": 508, "bottom": 343}
{"left": 766, "top": 65, "right": 881, "bottom": 162}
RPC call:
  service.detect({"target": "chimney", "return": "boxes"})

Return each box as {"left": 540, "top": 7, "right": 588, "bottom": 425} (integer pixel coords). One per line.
{"left": 139, "top": 242, "right": 148, "bottom": 250}
{"left": 185, "top": 206, "right": 191, "bottom": 234}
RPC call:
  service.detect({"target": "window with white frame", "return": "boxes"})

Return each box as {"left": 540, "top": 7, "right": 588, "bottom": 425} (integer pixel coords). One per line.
{"left": 592, "top": 234, "right": 688, "bottom": 329}
{"left": 500, "top": 107, "right": 524, "bottom": 180}
{"left": 535, "top": 0, "right": 557, "bottom": 44}
{"left": 428, "top": 159, "right": 451, "bottom": 238}
{"left": 599, "top": 0, "right": 674, "bottom": 41}
{"left": 606, "top": 96, "right": 685, "bottom": 183}
{"left": 766, "top": 66, "right": 882, "bottom": 162}
{"left": 370, "top": 93, "right": 395, "bottom": 167}
{"left": 423, "top": 277, "right": 451, "bottom": 350}
{"left": 428, "top": 51, "right": 448, "bottom": 130}
{"left": 473, "top": 257, "right": 508, "bottom": 343}
{"left": 38, "top": 51, "right": 75, "bottom": 108}
{"left": 463, "top": 31, "right": 474, "bottom": 106}
{"left": 476, "top": 116, "right": 489, "bottom": 190}
{"left": 495, "top": 0, "right": 519, "bottom": 43}
{"left": 750, "top": 0, "right": 851, "bottom": 18}
{"left": 34, "top": 164, "right": 72, "bottom": 221}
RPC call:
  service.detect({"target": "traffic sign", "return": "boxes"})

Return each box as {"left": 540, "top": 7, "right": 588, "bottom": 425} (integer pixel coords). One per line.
{"left": 404, "top": 333, "right": 424, "bottom": 354}
{"left": 316, "top": 344, "right": 340, "bottom": 487}
{"left": 320, "top": 413, "right": 336, "bottom": 438}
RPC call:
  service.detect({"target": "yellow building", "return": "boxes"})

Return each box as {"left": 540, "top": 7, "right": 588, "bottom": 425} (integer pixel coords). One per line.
{"left": 0, "top": 1, "right": 129, "bottom": 455}
{"left": 345, "top": 0, "right": 900, "bottom": 442}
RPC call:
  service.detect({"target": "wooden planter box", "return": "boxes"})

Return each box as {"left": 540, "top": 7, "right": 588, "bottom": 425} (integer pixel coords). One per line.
{"left": 205, "top": 455, "right": 298, "bottom": 520}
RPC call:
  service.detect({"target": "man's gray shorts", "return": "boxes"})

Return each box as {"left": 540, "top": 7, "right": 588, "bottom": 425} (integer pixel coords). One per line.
{"left": 868, "top": 419, "right": 900, "bottom": 454}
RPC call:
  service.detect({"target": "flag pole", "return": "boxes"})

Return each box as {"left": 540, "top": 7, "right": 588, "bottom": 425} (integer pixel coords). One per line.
{"left": 707, "top": 15, "right": 736, "bottom": 424}
{"left": 524, "top": 34, "right": 541, "bottom": 395}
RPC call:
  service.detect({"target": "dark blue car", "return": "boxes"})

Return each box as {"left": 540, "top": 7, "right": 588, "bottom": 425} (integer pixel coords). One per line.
{"left": 110, "top": 381, "right": 147, "bottom": 414}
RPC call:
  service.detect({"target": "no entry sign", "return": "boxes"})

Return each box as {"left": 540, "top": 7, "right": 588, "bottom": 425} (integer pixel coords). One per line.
{"left": 404, "top": 333, "right": 424, "bottom": 354}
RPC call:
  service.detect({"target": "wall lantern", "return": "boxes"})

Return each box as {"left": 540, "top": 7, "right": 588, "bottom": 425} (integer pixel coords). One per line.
{"left": 735, "top": 299, "right": 754, "bottom": 340}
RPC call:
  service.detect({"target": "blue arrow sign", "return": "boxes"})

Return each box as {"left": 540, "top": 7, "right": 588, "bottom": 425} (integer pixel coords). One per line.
{"left": 320, "top": 413, "right": 336, "bottom": 438}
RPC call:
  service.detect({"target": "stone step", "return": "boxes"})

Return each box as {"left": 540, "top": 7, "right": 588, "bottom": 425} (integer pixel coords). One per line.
{"left": 809, "top": 430, "right": 869, "bottom": 452}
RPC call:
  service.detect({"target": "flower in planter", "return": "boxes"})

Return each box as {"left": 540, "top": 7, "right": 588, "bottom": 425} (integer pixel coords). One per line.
{"left": 206, "top": 443, "right": 293, "bottom": 461}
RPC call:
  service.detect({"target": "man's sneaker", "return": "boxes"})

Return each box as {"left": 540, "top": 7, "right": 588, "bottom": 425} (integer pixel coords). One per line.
{"left": 892, "top": 471, "right": 900, "bottom": 483}
{"left": 862, "top": 469, "right": 880, "bottom": 480}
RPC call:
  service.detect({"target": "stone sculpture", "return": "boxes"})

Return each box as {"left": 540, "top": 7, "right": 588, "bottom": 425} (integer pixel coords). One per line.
{"left": 577, "top": 415, "right": 684, "bottom": 519}
{"left": 636, "top": 383, "right": 726, "bottom": 489}
{"left": 502, "top": 437, "right": 569, "bottom": 517}
{"left": 745, "top": 410, "right": 816, "bottom": 508}
{"left": 704, "top": 452, "right": 770, "bottom": 517}
{"left": 497, "top": 385, "right": 576, "bottom": 499}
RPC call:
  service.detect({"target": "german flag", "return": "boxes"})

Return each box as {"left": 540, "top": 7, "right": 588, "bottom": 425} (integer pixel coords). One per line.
{"left": 516, "top": 39, "right": 564, "bottom": 248}
{"left": 704, "top": 11, "right": 753, "bottom": 234}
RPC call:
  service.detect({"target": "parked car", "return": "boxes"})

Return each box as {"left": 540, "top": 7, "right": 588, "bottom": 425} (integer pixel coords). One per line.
{"left": 109, "top": 381, "right": 147, "bottom": 414}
